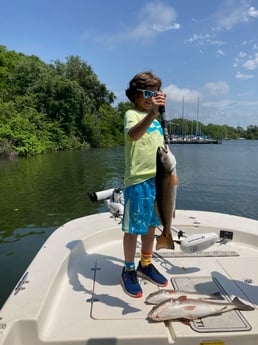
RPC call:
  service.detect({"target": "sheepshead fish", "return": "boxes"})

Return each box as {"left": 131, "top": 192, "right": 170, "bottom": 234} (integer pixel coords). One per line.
{"left": 155, "top": 145, "right": 178, "bottom": 250}
{"left": 148, "top": 295, "right": 254, "bottom": 321}
{"left": 145, "top": 289, "right": 222, "bottom": 305}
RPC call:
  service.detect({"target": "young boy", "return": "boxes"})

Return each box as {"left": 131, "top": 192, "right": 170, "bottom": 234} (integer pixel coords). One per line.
{"left": 121, "top": 71, "right": 168, "bottom": 298}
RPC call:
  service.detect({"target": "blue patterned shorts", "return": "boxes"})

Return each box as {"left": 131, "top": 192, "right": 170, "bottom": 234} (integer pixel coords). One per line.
{"left": 122, "top": 178, "right": 161, "bottom": 235}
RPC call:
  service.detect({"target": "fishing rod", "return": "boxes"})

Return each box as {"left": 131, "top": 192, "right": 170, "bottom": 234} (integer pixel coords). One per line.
{"left": 159, "top": 106, "right": 169, "bottom": 144}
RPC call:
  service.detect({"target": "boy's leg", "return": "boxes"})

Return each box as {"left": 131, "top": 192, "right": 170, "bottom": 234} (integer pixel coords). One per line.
{"left": 123, "top": 232, "right": 138, "bottom": 262}
{"left": 137, "top": 226, "right": 168, "bottom": 287}
{"left": 121, "top": 233, "right": 142, "bottom": 298}
{"left": 141, "top": 226, "right": 155, "bottom": 253}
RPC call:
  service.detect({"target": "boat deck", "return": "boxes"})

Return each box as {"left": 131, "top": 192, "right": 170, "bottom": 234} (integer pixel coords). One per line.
{"left": 0, "top": 211, "right": 258, "bottom": 345}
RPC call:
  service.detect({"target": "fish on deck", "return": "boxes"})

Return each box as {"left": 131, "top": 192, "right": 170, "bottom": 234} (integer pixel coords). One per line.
{"left": 145, "top": 289, "right": 222, "bottom": 305}
{"left": 147, "top": 295, "right": 255, "bottom": 321}
{"left": 155, "top": 145, "right": 178, "bottom": 250}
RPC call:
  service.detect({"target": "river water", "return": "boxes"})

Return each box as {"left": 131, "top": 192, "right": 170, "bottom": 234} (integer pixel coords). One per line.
{"left": 0, "top": 140, "right": 258, "bottom": 308}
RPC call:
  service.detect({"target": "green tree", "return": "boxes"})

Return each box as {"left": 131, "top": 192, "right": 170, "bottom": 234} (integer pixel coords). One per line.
{"left": 1, "top": 45, "right": 258, "bottom": 159}
{"left": 246, "top": 125, "right": 258, "bottom": 139}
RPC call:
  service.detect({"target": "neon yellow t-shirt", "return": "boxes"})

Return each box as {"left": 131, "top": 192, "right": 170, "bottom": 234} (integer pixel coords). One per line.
{"left": 124, "top": 109, "right": 164, "bottom": 187}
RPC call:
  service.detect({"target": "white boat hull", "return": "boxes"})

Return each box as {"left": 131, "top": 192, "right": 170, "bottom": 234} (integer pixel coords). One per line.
{"left": 0, "top": 210, "right": 258, "bottom": 345}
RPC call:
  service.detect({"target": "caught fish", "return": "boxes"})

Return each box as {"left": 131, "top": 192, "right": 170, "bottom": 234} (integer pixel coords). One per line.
{"left": 148, "top": 295, "right": 254, "bottom": 321}
{"left": 155, "top": 145, "right": 178, "bottom": 250}
{"left": 145, "top": 289, "right": 222, "bottom": 305}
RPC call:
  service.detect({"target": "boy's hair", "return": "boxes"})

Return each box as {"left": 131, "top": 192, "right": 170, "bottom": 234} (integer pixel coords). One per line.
{"left": 125, "top": 71, "right": 162, "bottom": 103}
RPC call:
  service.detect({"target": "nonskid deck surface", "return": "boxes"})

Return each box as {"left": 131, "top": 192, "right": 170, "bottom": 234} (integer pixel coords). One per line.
{"left": 1, "top": 211, "right": 258, "bottom": 345}
{"left": 40, "top": 214, "right": 258, "bottom": 342}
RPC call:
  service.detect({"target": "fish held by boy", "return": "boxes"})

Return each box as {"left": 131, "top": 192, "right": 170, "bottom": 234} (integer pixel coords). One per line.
{"left": 145, "top": 289, "right": 222, "bottom": 305}
{"left": 147, "top": 295, "right": 255, "bottom": 321}
{"left": 155, "top": 145, "right": 178, "bottom": 250}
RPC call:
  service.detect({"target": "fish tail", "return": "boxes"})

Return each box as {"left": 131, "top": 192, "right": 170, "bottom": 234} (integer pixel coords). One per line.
{"left": 232, "top": 297, "right": 255, "bottom": 311}
{"left": 156, "top": 227, "right": 175, "bottom": 250}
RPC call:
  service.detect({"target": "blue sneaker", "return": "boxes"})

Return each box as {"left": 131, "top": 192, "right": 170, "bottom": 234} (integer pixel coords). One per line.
{"left": 121, "top": 267, "right": 143, "bottom": 298}
{"left": 137, "top": 261, "right": 168, "bottom": 287}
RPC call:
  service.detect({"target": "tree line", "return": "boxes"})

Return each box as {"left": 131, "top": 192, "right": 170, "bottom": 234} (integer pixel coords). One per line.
{"left": 0, "top": 46, "right": 257, "bottom": 159}
{"left": 167, "top": 118, "right": 258, "bottom": 140}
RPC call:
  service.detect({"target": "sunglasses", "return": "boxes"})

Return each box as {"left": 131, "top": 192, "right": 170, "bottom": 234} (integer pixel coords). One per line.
{"left": 137, "top": 89, "right": 158, "bottom": 99}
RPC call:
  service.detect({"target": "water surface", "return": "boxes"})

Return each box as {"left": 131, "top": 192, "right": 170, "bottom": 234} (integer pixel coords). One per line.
{"left": 0, "top": 140, "right": 257, "bottom": 308}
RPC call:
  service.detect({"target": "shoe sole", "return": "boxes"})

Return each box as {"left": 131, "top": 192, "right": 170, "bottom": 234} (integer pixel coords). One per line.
{"left": 120, "top": 277, "right": 143, "bottom": 298}
{"left": 137, "top": 270, "right": 168, "bottom": 287}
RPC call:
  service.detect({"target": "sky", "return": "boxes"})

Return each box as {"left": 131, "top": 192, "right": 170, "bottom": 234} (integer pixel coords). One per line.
{"left": 1, "top": 0, "right": 258, "bottom": 129}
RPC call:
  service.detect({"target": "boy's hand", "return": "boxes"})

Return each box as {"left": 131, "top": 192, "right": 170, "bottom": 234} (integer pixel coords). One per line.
{"left": 149, "top": 92, "right": 166, "bottom": 117}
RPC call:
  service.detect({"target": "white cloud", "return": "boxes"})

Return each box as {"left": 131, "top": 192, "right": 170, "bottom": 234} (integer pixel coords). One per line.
{"left": 243, "top": 60, "right": 257, "bottom": 70}
{"left": 217, "top": 49, "right": 224, "bottom": 56}
{"left": 82, "top": 2, "right": 181, "bottom": 46}
{"left": 128, "top": 2, "right": 181, "bottom": 40}
{"left": 153, "top": 23, "right": 180, "bottom": 32}
{"left": 185, "top": 33, "right": 224, "bottom": 47}
{"left": 242, "top": 52, "right": 258, "bottom": 70}
{"left": 236, "top": 71, "right": 254, "bottom": 79}
{"left": 163, "top": 84, "right": 201, "bottom": 103}
{"left": 233, "top": 50, "right": 258, "bottom": 74}
{"left": 234, "top": 51, "right": 247, "bottom": 65}
{"left": 248, "top": 6, "right": 258, "bottom": 18}
{"left": 212, "top": 1, "right": 253, "bottom": 31}
{"left": 203, "top": 81, "right": 229, "bottom": 96}
{"left": 239, "top": 51, "right": 247, "bottom": 58}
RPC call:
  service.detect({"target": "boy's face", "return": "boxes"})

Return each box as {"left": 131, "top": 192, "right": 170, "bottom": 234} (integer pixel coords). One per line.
{"left": 134, "top": 87, "right": 159, "bottom": 112}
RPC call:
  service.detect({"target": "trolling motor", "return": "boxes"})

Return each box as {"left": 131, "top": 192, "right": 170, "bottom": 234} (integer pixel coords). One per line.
{"left": 172, "top": 227, "right": 218, "bottom": 253}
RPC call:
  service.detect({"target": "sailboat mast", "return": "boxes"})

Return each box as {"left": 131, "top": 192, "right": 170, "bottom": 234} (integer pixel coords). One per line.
{"left": 196, "top": 97, "right": 199, "bottom": 136}
{"left": 182, "top": 96, "right": 184, "bottom": 138}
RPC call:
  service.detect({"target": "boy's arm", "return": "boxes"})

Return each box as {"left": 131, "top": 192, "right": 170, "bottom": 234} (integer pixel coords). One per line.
{"left": 129, "top": 93, "right": 166, "bottom": 141}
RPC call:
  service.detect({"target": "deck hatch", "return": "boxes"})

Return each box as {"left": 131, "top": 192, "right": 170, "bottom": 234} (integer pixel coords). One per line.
{"left": 171, "top": 276, "right": 252, "bottom": 333}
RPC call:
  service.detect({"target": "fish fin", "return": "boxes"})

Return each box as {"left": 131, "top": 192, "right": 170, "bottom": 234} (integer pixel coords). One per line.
{"left": 232, "top": 297, "right": 255, "bottom": 311}
{"left": 169, "top": 290, "right": 177, "bottom": 295}
{"left": 156, "top": 229, "right": 175, "bottom": 250}
{"left": 178, "top": 296, "right": 188, "bottom": 302}
{"left": 181, "top": 319, "right": 191, "bottom": 326}
{"left": 170, "top": 174, "right": 178, "bottom": 186}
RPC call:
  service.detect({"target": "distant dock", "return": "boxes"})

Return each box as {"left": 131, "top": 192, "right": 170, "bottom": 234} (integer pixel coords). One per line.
{"left": 169, "top": 136, "right": 222, "bottom": 144}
